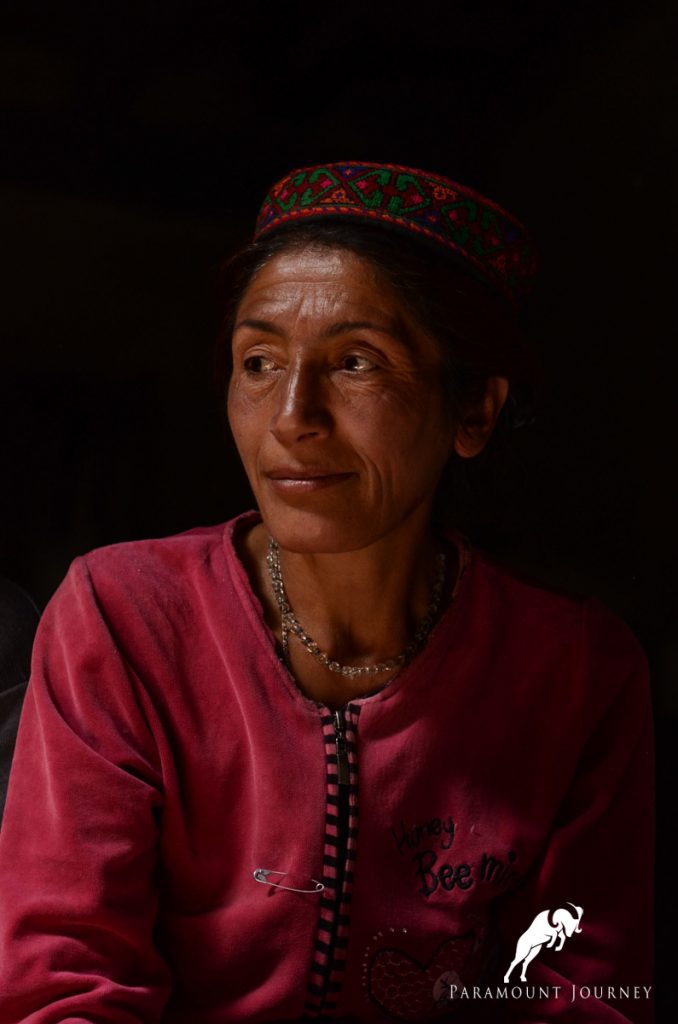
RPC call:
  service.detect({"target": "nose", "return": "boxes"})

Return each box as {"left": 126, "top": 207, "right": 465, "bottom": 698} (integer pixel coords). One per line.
{"left": 269, "top": 359, "right": 332, "bottom": 446}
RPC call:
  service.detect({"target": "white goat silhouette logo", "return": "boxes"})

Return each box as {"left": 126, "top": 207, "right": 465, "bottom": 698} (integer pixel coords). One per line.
{"left": 504, "top": 903, "right": 584, "bottom": 983}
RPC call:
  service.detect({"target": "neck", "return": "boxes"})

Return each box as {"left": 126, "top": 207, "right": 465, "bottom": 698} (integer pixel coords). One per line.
{"left": 280, "top": 511, "right": 439, "bottom": 657}
{"left": 238, "top": 506, "right": 457, "bottom": 707}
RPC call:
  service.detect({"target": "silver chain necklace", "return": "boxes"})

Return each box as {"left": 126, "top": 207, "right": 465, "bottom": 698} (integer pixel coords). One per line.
{"left": 266, "top": 538, "right": 447, "bottom": 678}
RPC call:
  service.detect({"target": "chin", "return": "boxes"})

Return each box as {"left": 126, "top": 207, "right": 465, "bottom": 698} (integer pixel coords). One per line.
{"left": 259, "top": 502, "right": 384, "bottom": 555}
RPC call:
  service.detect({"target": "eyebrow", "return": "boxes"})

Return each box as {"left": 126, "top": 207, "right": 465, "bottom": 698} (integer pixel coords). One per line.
{"left": 233, "top": 318, "right": 285, "bottom": 336}
{"left": 233, "top": 317, "right": 411, "bottom": 346}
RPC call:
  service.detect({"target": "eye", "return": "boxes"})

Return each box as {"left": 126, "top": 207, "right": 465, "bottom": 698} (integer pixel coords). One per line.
{"left": 243, "top": 355, "right": 276, "bottom": 374}
{"left": 340, "top": 354, "right": 375, "bottom": 373}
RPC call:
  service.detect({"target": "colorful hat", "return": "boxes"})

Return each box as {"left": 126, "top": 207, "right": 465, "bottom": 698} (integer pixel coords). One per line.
{"left": 254, "top": 161, "right": 538, "bottom": 305}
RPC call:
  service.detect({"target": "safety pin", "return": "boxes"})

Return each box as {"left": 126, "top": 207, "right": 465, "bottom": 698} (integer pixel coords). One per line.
{"left": 252, "top": 868, "right": 325, "bottom": 894}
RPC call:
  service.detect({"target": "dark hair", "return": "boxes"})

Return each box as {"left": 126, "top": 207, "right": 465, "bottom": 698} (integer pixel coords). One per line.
{"left": 215, "top": 220, "right": 539, "bottom": 534}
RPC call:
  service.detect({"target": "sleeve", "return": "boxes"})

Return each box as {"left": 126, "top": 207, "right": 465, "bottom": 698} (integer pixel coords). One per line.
{"left": 0, "top": 556, "right": 172, "bottom": 1023}
{"left": 492, "top": 598, "right": 655, "bottom": 1024}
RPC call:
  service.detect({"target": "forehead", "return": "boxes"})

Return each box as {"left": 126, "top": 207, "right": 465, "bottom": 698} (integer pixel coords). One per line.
{"left": 236, "top": 246, "right": 403, "bottom": 322}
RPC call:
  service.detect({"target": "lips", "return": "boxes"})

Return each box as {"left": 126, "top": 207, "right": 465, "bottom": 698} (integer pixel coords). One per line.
{"left": 266, "top": 466, "right": 350, "bottom": 480}
{"left": 264, "top": 466, "right": 355, "bottom": 494}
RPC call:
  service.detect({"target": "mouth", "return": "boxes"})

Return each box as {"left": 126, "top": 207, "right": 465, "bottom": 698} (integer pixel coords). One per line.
{"left": 264, "top": 468, "right": 355, "bottom": 494}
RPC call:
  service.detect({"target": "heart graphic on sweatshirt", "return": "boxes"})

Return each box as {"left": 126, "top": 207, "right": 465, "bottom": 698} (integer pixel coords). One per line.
{"left": 367, "top": 932, "right": 475, "bottom": 1021}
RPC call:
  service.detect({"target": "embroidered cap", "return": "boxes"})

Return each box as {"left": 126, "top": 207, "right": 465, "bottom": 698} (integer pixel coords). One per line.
{"left": 254, "top": 161, "right": 538, "bottom": 305}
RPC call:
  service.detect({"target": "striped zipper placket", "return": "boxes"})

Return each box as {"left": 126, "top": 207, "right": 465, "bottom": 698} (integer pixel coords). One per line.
{"left": 304, "top": 703, "right": 360, "bottom": 1017}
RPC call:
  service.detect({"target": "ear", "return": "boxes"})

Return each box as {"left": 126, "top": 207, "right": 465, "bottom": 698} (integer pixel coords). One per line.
{"left": 453, "top": 375, "right": 510, "bottom": 459}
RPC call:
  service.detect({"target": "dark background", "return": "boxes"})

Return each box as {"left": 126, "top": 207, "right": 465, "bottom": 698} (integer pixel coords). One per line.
{"left": 1, "top": 0, "right": 675, "bottom": 1015}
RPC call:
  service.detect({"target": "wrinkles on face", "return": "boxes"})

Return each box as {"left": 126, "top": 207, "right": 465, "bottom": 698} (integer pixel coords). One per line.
{"left": 226, "top": 246, "right": 457, "bottom": 553}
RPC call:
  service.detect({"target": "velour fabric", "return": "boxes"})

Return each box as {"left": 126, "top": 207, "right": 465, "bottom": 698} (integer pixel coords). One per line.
{"left": 0, "top": 512, "right": 653, "bottom": 1023}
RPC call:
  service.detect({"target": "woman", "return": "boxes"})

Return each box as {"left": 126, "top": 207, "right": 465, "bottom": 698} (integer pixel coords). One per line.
{"left": 0, "top": 162, "right": 653, "bottom": 1023}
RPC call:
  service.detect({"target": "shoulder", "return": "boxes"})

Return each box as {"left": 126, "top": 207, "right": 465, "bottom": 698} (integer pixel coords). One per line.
{"left": 44, "top": 514, "right": 257, "bottom": 640}
{"left": 29, "top": 515, "right": 260, "bottom": 689}
{"left": 81, "top": 521, "right": 228, "bottom": 584}
{"left": 466, "top": 543, "right": 649, "bottom": 710}
{"left": 471, "top": 544, "right": 643, "bottom": 646}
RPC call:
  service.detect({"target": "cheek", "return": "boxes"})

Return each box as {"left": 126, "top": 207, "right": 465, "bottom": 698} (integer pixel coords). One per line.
{"left": 227, "top": 376, "right": 264, "bottom": 428}
{"left": 225, "top": 384, "right": 240, "bottom": 440}
{"left": 226, "top": 387, "right": 260, "bottom": 463}
{"left": 349, "top": 394, "right": 455, "bottom": 491}
{"left": 356, "top": 387, "right": 454, "bottom": 456}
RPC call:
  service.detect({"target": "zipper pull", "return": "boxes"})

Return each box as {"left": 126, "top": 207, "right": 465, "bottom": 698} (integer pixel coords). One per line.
{"left": 333, "top": 708, "right": 350, "bottom": 786}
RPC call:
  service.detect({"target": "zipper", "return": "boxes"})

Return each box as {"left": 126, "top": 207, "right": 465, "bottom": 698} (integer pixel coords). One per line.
{"left": 333, "top": 708, "right": 350, "bottom": 786}
{"left": 323, "top": 708, "right": 351, "bottom": 996}
{"left": 331, "top": 708, "right": 351, "bottom": 929}
{"left": 305, "top": 705, "right": 358, "bottom": 1017}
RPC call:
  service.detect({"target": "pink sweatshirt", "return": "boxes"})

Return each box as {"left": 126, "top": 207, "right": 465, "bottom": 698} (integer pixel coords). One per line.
{"left": 0, "top": 512, "right": 654, "bottom": 1023}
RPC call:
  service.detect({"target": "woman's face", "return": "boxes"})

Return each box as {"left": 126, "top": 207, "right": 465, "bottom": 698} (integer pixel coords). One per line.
{"left": 227, "top": 245, "right": 460, "bottom": 553}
